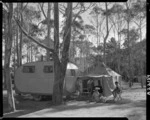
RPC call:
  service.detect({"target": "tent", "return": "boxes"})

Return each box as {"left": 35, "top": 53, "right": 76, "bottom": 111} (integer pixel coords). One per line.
{"left": 76, "top": 62, "right": 122, "bottom": 97}
{"left": 105, "top": 66, "right": 122, "bottom": 87}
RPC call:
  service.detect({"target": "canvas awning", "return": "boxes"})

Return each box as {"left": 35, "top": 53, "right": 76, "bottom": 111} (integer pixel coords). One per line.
{"left": 86, "top": 74, "right": 111, "bottom": 78}
{"left": 77, "top": 74, "right": 111, "bottom": 81}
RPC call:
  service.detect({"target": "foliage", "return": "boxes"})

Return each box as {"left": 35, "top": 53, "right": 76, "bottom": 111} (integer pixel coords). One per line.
{"left": 106, "top": 37, "right": 146, "bottom": 81}
{"left": 120, "top": 28, "right": 139, "bottom": 48}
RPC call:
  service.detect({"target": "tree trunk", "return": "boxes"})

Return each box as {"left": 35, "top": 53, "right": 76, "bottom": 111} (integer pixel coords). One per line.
{"left": 4, "top": 3, "right": 16, "bottom": 112}
{"left": 14, "top": 34, "right": 16, "bottom": 71}
{"left": 52, "top": 2, "right": 62, "bottom": 105}
{"left": 19, "top": 3, "right": 23, "bottom": 66}
{"left": 52, "top": 3, "right": 72, "bottom": 105}
{"left": 117, "top": 12, "right": 122, "bottom": 74}
{"left": 97, "top": 13, "right": 99, "bottom": 65}
{"left": 31, "top": 43, "right": 33, "bottom": 62}
{"left": 27, "top": 45, "right": 28, "bottom": 63}
{"left": 52, "top": 55, "right": 63, "bottom": 105}
{"left": 139, "top": 15, "right": 142, "bottom": 42}
{"left": 103, "top": 2, "right": 109, "bottom": 64}
{"left": 16, "top": 3, "right": 20, "bottom": 67}
{"left": 46, "top": 3, "right": 51, "bottom": 61}
{"left": 127, "top": 21, "right": 132, "bottom": 87}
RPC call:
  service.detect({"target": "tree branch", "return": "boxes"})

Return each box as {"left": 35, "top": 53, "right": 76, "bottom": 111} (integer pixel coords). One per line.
{"left": 72, "top": 3, "right": 93, "bottom": 23}
{"left": 59, "top": 3, "right": 67, "bottom": 9}
{"left": 14, "top": 17, "right": 55, "bottom": 54}
{"left": 3, "top": 3, "right": 9, "bottom": 10}
{"left": 89, "top": 18, "right": 96, "bottom": 28}
{"left": 109, "top": 16, "right": 118, "bottom": 32}
{"left": 22, "top": 3, "right": 28, "bottom": 11}
{"left": 109, "top": 23, "right": 114, "bottom": 32}
{"left": 141, "top": 24, "right": 146, "bottom": 29}
{"left": 83, "top": 3, "right": 94, "bottom": 11}
{"left": 59, "top": 7, "right": 65, "bottom": 15}
{"left": 39, "top": 3, "right": 47, "bottom": 19}
{"left": 73, "top": 3, "right": 80, "bottom": 10}
{"left": 132, "top": 19, "right": 140, "bottom": 27}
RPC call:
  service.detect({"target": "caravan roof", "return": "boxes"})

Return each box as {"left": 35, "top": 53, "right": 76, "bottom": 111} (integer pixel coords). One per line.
{"left": 67, "top": 62, "right": 78, "bottom": 69}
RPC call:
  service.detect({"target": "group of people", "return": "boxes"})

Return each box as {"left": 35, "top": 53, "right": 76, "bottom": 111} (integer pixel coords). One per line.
{"left": 75, "top": 78, "right": 122, "bottom": 103}
{"left": 87, "top": 79, "right": 122, "bottom": 103}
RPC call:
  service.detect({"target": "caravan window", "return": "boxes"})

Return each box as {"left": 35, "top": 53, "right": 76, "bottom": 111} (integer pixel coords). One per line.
{"left": 43, "top": 66, "right": 53, "bottom": 73}
{"left": 70, "top": 69, "right": 76, "bottom": 76}
{"left": 23, "top": 66, "right": 35, "bottom": 73}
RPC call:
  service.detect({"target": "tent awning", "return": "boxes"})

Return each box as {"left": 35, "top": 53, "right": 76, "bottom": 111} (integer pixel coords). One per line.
{"left": 77, "top": 74, "right": 112, "bottom": 81}
{"left": 86, "top": 75, "right": 111, "bottom": 78}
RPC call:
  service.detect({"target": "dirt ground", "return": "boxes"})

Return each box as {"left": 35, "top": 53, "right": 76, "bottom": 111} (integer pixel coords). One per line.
{"left": 3, "top": 82, "right": 146, "bottom": 119}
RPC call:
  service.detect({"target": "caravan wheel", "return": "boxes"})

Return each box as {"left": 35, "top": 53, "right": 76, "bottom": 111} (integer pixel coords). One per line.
{"left": 33, "top": 95, "right": 42, "bottom": 101}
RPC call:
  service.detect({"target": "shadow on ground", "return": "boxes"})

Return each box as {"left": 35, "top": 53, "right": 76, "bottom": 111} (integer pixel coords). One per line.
{"left": 3, "top": 95, "right": 53, "bottom": 117}
{"left": 35, "top": 98, "right": 135, "bottom": 115}
{"left": 31, "top": 97, "right": 146, "bottom": 116}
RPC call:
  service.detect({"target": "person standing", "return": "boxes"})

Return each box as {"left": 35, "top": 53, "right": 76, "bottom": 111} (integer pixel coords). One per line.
{"left": 112, "top": 81, "right": 122, "bottom": 101}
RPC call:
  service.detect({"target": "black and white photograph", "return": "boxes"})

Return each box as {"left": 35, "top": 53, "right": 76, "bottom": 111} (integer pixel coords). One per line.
{"left": 2, "top": 1, "right": 147, "bottom": 119}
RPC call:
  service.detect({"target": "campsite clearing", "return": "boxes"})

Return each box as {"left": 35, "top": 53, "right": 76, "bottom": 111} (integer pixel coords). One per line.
{"left": 3, "top": 82, "right": 146, "bottom": 119}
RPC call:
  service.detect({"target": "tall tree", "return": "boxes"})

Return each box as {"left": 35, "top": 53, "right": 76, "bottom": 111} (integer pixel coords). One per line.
{"left": 19, "top": 3, "right": 23, "bottom": 66}
{"left": 16, "top": 3, "right": 20, "bottom": 68}
{"left": 4, "top": 3, "right": 16, "bottom": 112}
{"left": 103, "top": 2, "right": 109, "bottom": 64}
{"left": 39, "top": 3, "right": 53, "bottom": 61}
{"left": 132, "top": 0, "right": 146, "bottom": 42}
{"left": 124, "top": 1, "right": 135, "bottom": 86}
{"left": 89, "top": 3, "right": 114, "bottom": 64}
{"left": 109, "top": 3, "right": 126, "bottom": 73}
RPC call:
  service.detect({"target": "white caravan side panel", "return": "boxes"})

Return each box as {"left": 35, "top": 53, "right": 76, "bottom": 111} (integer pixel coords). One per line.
{"left": 15, "top": 61, "right": 54, "bottom": 95}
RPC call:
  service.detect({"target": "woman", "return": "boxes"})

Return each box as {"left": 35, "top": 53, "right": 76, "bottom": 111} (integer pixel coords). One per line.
{"left": 92, "top": 87, "right": 106, "bottom": 103}
{"left": 92, "top": 87, "right": 100, "bottom": 102}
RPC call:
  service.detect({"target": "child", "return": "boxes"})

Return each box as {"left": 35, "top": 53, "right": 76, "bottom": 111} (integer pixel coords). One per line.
{"left": 112, "top": 81, "right": 122, "bottom": 101}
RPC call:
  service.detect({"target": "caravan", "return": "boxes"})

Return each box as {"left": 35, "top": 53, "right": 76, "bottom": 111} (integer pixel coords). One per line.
{"left": 14, "top": 61, "right": 79, "bottom": 100}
